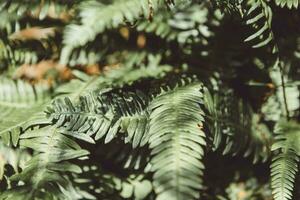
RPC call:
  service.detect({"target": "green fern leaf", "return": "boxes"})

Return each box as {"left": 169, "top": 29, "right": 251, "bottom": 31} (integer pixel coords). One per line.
{"left": 275, "top": 0, "right": 299, "bottom": 9}
{"left": 0, "top": 125, "right": 91, "bottom": 200}
{"left": 50, "top": 90, "right": 149, "bottom": 145}
{"left": 0, "top": 78, "right": 50, "bottom": 146}
{"left": 271, "top": 121, "right": 300, "bottom": 200}
{"left": 147, "top": 80, "right": 206, "bottom": 200}
{"left": 137, "top": 3, "right": 212, "bottom": 45}
{"left": 244, "top": 0, "right": 277, "bottom": 52}
{"left": 63, "top": 0, "right": 153, "bottom": 48}
{"left": 203, "top": 87, "right": 272, "bottom": 163}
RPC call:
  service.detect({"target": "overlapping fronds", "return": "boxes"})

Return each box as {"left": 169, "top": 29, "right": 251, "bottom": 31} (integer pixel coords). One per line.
{"left": 63, "top": 0, "right": 154, "bottom": 49}
{"left": 271, "top": 121, "right": 300, "bottom": 200}
{"left": 0, "top": 78, "right": 50, "bottom": 146}
{"left": 49, "top": 90, "right": 149, "bottom": 145}
{"left": 137, "top": 3, "right": 212, "bottom": 45}
{"left": 58, "top": 53, "right": 171, "bottom": 95}
{"left": 0, "top": 125, "right": 91, "bottom": 200}
{"left": 203, "top": 87, "right": 272, "bottom": 163}
{"left": 147, "top": 80, "right": 206, "bottom": 200}
{"left": 0, "top": 0, "right": 299, "bottom": 199}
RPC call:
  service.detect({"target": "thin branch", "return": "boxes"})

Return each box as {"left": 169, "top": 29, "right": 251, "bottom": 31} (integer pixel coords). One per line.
{"left": 278, "top": 60, "right": 290, "bottom": 120}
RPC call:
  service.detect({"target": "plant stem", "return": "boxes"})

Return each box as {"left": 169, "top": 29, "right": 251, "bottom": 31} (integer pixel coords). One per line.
{"left": 278, "top": 61, "right": 290, "bottom": 120}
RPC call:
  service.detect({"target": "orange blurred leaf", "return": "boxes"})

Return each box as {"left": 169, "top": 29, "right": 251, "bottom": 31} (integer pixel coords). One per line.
{"left": 9, "top": 27, "right": 56, "bottom": 41}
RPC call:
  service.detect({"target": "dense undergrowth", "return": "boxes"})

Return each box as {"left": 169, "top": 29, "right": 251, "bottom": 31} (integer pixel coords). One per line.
{"left": 0, "top": 0, "right": 300, "bottom": 199}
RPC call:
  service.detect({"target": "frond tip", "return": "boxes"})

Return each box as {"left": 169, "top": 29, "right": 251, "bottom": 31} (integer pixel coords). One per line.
{"left": 147, "top": 80, "right": 206, "bottom": 200}
{"left": 271, "top": 121, "right": 300, "bottom": 200}
{"left": 275, "top": 0, "right": 299, "bottom": 9}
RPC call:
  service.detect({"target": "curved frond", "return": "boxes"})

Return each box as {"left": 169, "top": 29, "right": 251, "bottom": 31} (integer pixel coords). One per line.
{"left": 244, "top": 0, "right": 277, "bottom": 52}
{"left": 147, "top": 80, "right": 206, "bottom": 200}
{"left": 271, "top": 121, "right": 300, "bottom": 200}
{"left": 49, "top": 91, "right": 149, "bottom": 145}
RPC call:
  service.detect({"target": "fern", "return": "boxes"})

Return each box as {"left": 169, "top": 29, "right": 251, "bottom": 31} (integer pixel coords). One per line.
{"left": 49, "top": 90, "right": 149, "bottom": 145}
{"left": 214, "top": 0, "right": 242, "bottom": 12}
{"left": 137, "top": 2, "right": 212, "bottom": 45}
{"left": 147, "top": 80, "right": 206, "bottom": 200}
{"left": 0, "top": 0, "right": 299, "bottom": 199}
{"left": 49, "top": 78, "right": 208, "bottom": 200}
{"left": 271, "top": 121, "right": 300, "bottom": 200}
{"left": 275, "top": 0, "right": 299, "bottom": 9}
{"left": 0, "top": 78, "right": 50, "bottom": 146}
{"left": 203, "top": 87, "right": 272, "bottom": 163}
{"left": 244, "top": 0, "right": 276, "bottom": 52}
{"left": 63, "top": 0, "right": 153, "bottom": 49}
{"left": 0, "top": 125, "right": 92, "bottom": 200}
{"left": 0, "top": 40, "right": 38, "bottom": 66}
{"left": 59, "top": 53, "right": 171, "bottom": 90}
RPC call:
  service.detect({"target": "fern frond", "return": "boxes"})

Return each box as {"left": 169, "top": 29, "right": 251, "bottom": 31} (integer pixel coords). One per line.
{"left": 63, "top": 0, "right": 153, "bottom": 49}
{"left": 0, "top": 0, "right": 73, "bottom": 21}
{"left": 0, "top": 38, "right": 39, "bottom": 68}
{"left": 58, "top": 54, "right": 171, "bottom": 97}
{"left": 147, "top": 80, "right": 206, "bottom": 200}
{"left": 101, "top": 54, "right": 171, "bottom": 88}
{"left": 54, "top": 72, "right": 103, "bottom": 101}
{"left": 275, "top": 0, "right": 299, "bottom": 9}
{"left": 1, "top": 125, "right": 91, "bottom": 200}
{"left": 49, "top": 94, "right": 117, "bottom": 143}
{"left": 203, "top": 87, "right": 272, "bottom": 163}
{"left": 50, "top": 56, "right": 171, "bottom": 144}
{"left": 244, "top": 0, "right": 277, "bottom": 52}
{"left": 137, "top": 3, "right": 212, "bottom": 45}
{"left": 49, "top": 90, "right": 149, "bottom": 145}
{"left": 214, "top": 0, "right": 242, "bottom": 13}
{"left": 0, "top": 78, "right": 50, "bottom": 146}
{"left": 271, "top": 121, "right": 300, "bottom": 200}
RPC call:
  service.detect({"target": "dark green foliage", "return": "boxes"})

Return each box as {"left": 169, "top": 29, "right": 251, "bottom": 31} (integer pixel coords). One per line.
{"left": 147, "top": 81, "right": 206, "bottom": 200}
{"left": 271, "top": 121, "right": 300, "bottom": 200}
{"left": 0, "top": 78, "right": 50, "bottom": 146}
{"left": 0, "top": 0, "right": 299, "bottom": 200}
